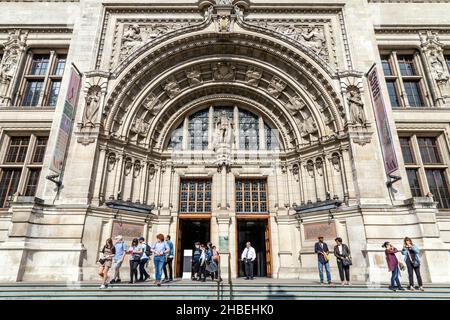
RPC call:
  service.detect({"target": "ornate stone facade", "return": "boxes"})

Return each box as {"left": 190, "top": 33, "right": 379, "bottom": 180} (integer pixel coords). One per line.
{"left": 0, "top": 0, "right": 449, "bottom": 284}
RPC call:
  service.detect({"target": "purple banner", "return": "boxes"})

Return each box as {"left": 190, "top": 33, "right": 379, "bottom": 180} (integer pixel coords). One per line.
{"left": 367, "top": 65, "right": 398, "bottom": 174}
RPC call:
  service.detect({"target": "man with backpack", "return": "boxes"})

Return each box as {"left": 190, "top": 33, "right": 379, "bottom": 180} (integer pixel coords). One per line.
{"left": 138, "top": 236, "right": 151, "bottom": 282}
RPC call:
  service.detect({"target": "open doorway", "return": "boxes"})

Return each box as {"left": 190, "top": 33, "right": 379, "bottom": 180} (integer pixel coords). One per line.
{"left": 175, "top": 218, "right": 211, "bottom": 278}
{"left": 236, "top": 218, "right": 271, "bottom": 278}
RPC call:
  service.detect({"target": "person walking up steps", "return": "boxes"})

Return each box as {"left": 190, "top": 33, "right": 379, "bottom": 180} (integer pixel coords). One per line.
{"left": 98, "top": 238, "right": 115, "bottom": 289}
{"left": 127, "top": 238, "right": 142, "bottom": 284}
{"left": 110, "top": 235, "right": 126, "bottom": 284}
{"left": 138, "top": 237, "right": 150, "bottom": 282}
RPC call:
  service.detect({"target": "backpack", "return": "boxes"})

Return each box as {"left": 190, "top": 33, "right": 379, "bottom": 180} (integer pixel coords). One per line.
{"left": 144, "top": 243, "right": 152, "bottom": 257}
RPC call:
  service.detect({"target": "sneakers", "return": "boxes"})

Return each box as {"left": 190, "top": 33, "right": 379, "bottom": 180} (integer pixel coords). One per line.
{"left": 397, "top": 287, "right": 406, "bottom": 291}
{"left": 110, "top": 279, "right": 116, "bottom": 284}
{"left": 99, "top": 284, "right": 106, "bottom": 289}
{"left": 408, "top": 285, "right": 415, "bottom": 291}
{"left": 388, "top": 286, "right": 396, "bottom": 291}
{"left": 419, "top": 286, "right": 425, "bottom": 291}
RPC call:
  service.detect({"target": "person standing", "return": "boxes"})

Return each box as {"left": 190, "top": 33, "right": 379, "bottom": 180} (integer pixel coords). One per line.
{"left": 333, "top": 237, "right": 351, "bottom": 286}
{"left": 192, "top": 242, "right": 201, "bottom": 280}
{"left": 241, "top": 241, "right": 256, "bottom": 280}
{"left": 128, "top": 238, "right": 142, "bottom": 284}
{"left": 382, "top": 241, "right": 405, "bottom": 291}
{"left": 314, "top": 236, "right": 331, "bottom": 285}
{"left": 138, "top": 237, "right": 150, "bottom": 282}
{"left": 110, "top": 235, "right": 126, "bottom": 284}
{"left": 151, "top": 233, "right": 170, "bottom": 286}
{"left": 199, "top": 243, "right": 208, "bottom": 282}
{"left": 98, "top": 238, "right": 115, "bottom": 289}
{"left": 212, "top": 245, "right": 221, "bottom": 281}
{"left": 163, "top": 235, "right": 174, "bottom": 283}
{"left": 401, "top": 237, "right": 424, "bottom": 291}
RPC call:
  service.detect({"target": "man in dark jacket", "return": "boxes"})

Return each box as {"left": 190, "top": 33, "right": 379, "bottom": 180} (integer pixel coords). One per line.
{"left": 314, "top": 236, "right": 332, "bottom": 284}
{"left": 192, "top": 242, "right": 201, "bottom": 280}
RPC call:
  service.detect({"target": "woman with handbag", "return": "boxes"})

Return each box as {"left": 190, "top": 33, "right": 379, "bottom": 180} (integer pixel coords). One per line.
{"left": 333, "top": 237, "right": 351, "bottom": 286}
{"left": 127, "top": 238, "right": 142, "bottom": 284}
{"left": 382, "top": 241, "right": 405, "bottom": 291}
{"left": 98, "top": 238, "right": 115, "bottom": 289}
{"left": 401, "top": 237, "right": 424, "bottom": 291}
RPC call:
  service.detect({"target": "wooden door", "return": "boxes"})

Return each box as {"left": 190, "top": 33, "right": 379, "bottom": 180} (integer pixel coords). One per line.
{"left": 264, "top": 219, "right": 272, "bottom": 277}
{"left": 175, "top": 219, "right": 183, "bottom": 277}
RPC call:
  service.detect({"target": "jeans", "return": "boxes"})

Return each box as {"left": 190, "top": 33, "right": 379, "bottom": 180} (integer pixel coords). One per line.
{"left": 129, "top": 260, "right": 139, "bottom": 283}
{"left": 318, "top": 261, "right": 331, "bottom": 283}
{"left": 337, "top": 260, "right": 350, "bottom": 282}
{"left": 244, "top": 259, "right": 254, "bottom": 279}
{"left": 153, "top": 255, "right": 165, "bottom": 281}
{"left": 390, "top": 265, "right": 402, "bottom": 288}
{"left": 406, "top": 259, "right": 423, "bottom": 287}
{"left": 192, "top": 260, "right": 200, "bottom": 279}
{"left": 163, "top": 257, "right": 173, "bottom": 280}
{"left": 139, "top": 258, "right": 149, "bottom": 280}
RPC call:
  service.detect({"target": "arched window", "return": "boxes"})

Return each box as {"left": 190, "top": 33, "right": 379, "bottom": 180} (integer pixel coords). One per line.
{"left": 166, "top": 106, "right": 280, "bottom": 151}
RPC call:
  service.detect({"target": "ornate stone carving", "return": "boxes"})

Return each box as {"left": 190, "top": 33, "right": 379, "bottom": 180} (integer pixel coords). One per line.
{"left": 186, "top": 68, "right": 203, "bottom": 86}
{"left": 83, "top": 86, "right": 102, "bottom": 127}
{"left": 142, "top": 93, "right": 163, "bottom": 115}
{"left": 245, "top": 68, "right": 262, "bottom": 87}
{"left": 133, "top": 160, "right": 141, "bottom": 178}
{"left": 107, "top": 153, "right": 117, "bottom": 172}
{"left": 253, "top": 22, "right": 328, "bottom": 61}
{"left": 213, "top": 62, "right": 235, "bottom": 81}
{"left": 213, "top": 110, "right": 234, "bottom": 147}
{"left": 124, "top": 158, "right": 133, "bottom": 176}
{"left": 0, "top": 30, "right": 28, "bottom": 105}
{"left": 347, "top": 86, "right": 366, "bottom": 127}
{"left": 119, "top": 22, "right": 192, "bottom": 62}
{"left": 163, "top": 78, "right": 181, "bottom": 98}
{"left": 420, "top": 31, "right": 450, "bottom": 104}
{"left": 285, "top": 96, "right": 306, "bottom": 115}
{"left": 131, "top": 116, "right": 150, "bottom": 136}
{"left": 267, "top": 76, "right": 286, "bottom": 98}
{"left": 299, "top": 116, "right": 318, "bottom": 137}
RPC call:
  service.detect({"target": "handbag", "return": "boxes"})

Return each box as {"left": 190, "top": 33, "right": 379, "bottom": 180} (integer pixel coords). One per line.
{"left": 398, "top": 261, "right": 406, "bottom": 271}
{"left": 98, "top": 258, "right": 106, "bottom": 265}
{"left": 342, "top": 257, "right": 352, "bottom": 266}
{"left": 323, "top": 252, "right": 330, "bottom": 263}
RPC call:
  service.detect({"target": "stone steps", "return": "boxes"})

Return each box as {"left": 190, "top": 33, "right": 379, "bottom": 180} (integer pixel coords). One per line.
{"left": 1, "top": 282, "right": 449, "bottom": 300}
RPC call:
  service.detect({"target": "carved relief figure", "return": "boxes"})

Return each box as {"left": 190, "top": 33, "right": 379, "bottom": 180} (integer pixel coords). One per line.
{"left": 267, "top": 76, "right": 286, "bottom": 98}
{"left": 347, "top": 87, "right": 366, "bottom": 126}
{"left": 142, "top": 93, "right": 162, "bottom": 115}
{"left": 213, "top": 62, "right": 235, "bottom": 81}
{"left": 186, "top": 69, "right": 203, "bottom": 86}
{"left": 245, "top": 68, "right": 262, "bottom": 87}
{"left": 429, "top": 51, "right": 447, "bottom": 81}
{"left": 163, "top": 78, "right": 181, "bottom": 98}
{"left": 298, "top": 26, "right": 326, "bottom": 57}
{"left": 299, "top": 116, "right": 317, "bottom": 137}
{"left": 120, "top": 24, "right": 143, "bottom": 59}
{"left": 131, "top": 116, "right": 150, "bottom": 136}
{"left": 285, "top": 96, "right": 306, "bottom": 116}
{"left": 83, "top": 86, "right": 101, "bottom": 127}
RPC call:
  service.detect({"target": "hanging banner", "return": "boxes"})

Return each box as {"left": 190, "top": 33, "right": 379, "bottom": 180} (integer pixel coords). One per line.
{"left": 49, "top": 66, "right": 82, "bottom": 174}
{"left": 367, "top": 64, "right": 398, "bottom": 174}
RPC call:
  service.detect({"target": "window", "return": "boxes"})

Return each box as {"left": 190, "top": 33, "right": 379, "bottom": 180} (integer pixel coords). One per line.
{"left": 398, "top": 134, "right": 450, "bottom": 208}
{"left": 18, "top": 51, "right": 67, "bottom": 107}
{"left": 380, "top": 51, "right": 428, "bottom": 108}
{"left": 239, "top": 110, "right": 259, "bottom": 150}
{"left": 166, "top": 106, "right": 280, "bottom": 152}
{"left": 235, "top": 178, "right": 268, "bottom": 213}
{"left": 179, "top": 178, "right": 212, "bottom": 213}
{"left": 188, "top": 110, "right": 209, "bottom": 151}
{"left": 0, "top": 134, "right": 48, "bottom": 208}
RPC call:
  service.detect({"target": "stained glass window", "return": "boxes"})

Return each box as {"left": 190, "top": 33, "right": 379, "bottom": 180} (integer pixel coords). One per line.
{"left": 239, "top": 110, "right": 259, "bottom": 150}
{"left": 188, "top": 110, "right": 209, "bottom": 150}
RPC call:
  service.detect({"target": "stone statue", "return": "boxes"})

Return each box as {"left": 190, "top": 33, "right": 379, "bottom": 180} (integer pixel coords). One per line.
{"left": 299, "top": 116, "right": 317, "bottom": 137}
{"left": 299, "top": 26, "right": 326, "bottom": 56}
{"left": 286, "top": 96, "right": 306, "bottom": 116}
{"left": 267, "top": 76, "right": 286, "bottom": 98}
{"left": 213, "top": 62, "right": 235, "bottom": 81}
{"left": 131, "top": 116, "right": 150, "bottom": 136}
{"left": 429, "top": 51, "right": 447, "bottom": 81}
{"left": 186, "top": 69, "right": 202, "bottom": 86}
{"left": 347, "top": 88, "right": 366, "bottom": 126}
{"left": 214, "top": 111, "right": 233, "bottom": 147}
{"left": 83, "top": 86, "right": 101, "bottom": 127}
{"left": 142, "top": 93, "right": 162, "bottom": 115}
{"left": 245, "top": 68, "right": 262, "bottom": 87}
{"left": 218, "top": 15, "right": 231, "bottom": 32}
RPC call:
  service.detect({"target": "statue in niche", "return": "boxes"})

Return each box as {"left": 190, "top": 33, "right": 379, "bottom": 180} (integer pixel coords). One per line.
{"left": 245, "top": 68, "right": 262, "bottom": 87}
{"left": 186, "top": 69, "right": 202, "bottom": 86}
{"left": 429, "top": 50, "right": 447, "bottom": 81}
{"left": 347, "top": 87, "right": 366, "bottom": 126}
{"left": 214, "top": 110, "right": 233, "bottom": 147}
{"left": 213, "top": 62, "right": 235, "bottom": 81}
{"left": 267, "top": 76, "right": 286, "bottom": 98}
{"left": 83, "top": 86, "right": 101, "bottom": 127}
{"left": 218, "top": 15, "right": 231, "bottom": 32}
{"left": 121, "top": 24, "right": 143, "bottom": 58}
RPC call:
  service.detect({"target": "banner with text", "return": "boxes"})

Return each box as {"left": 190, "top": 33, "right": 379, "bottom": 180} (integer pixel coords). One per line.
{"left": 367, "top": 65, "right": 398, "bottom": 174}
{"left": 49, "top": 67, "right": 81, "bottom": 174}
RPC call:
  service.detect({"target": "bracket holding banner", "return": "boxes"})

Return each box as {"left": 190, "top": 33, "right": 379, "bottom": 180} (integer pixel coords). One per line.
{"left": 46, "top": 173, "right": 62, "bottom": 188}
{"left": 386, "top": 174, "right": 401, "bottom": 188}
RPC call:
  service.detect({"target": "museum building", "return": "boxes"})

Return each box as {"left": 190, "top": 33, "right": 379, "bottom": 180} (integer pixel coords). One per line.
{"left": 0, "top": 0, "right": 450, "bottom": 282}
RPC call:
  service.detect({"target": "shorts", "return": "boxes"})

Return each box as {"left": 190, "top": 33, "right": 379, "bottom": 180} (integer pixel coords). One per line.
{"left": 113, "top": 260, "right": 123, "bottom": 269}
